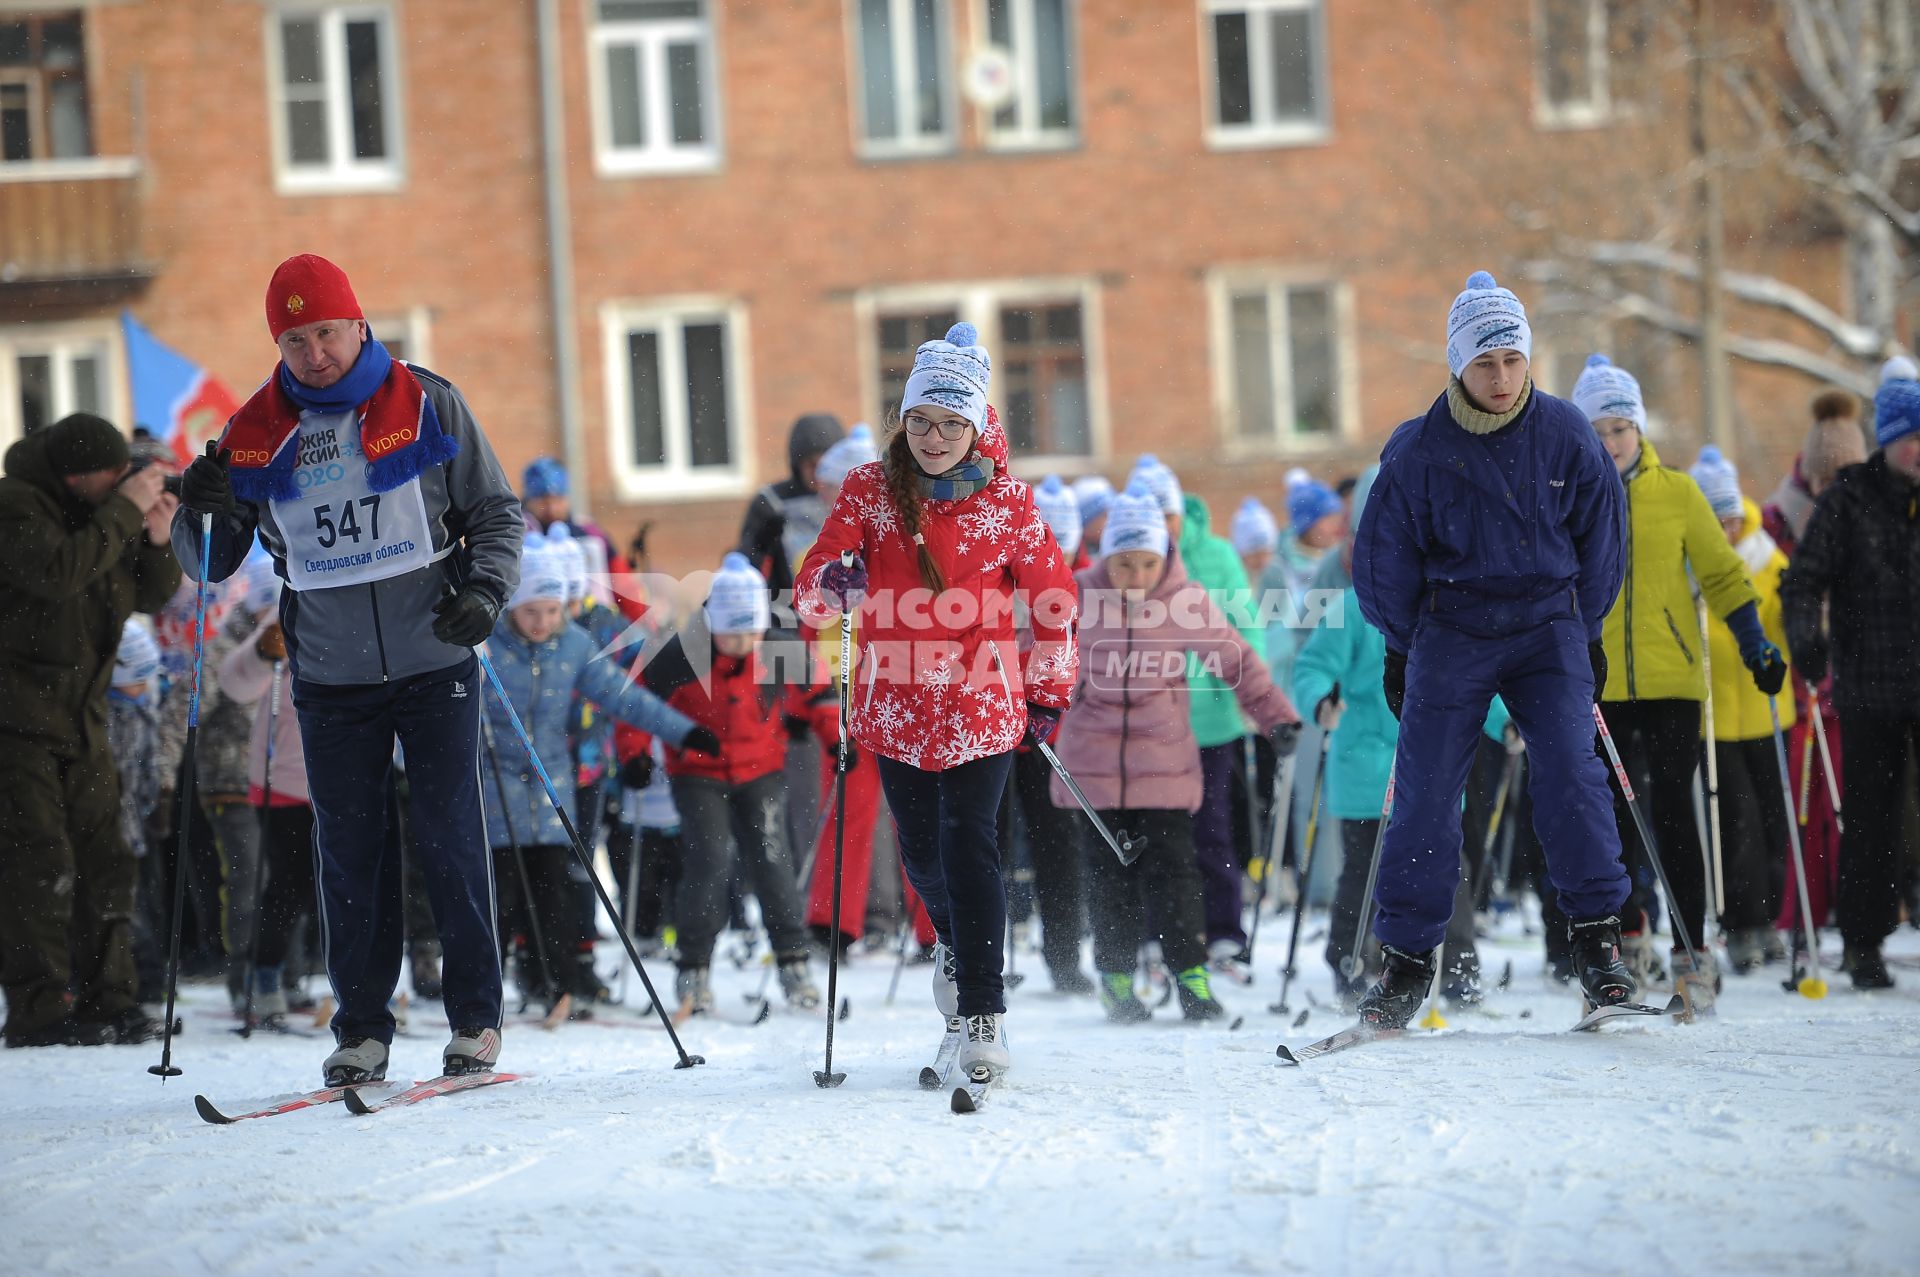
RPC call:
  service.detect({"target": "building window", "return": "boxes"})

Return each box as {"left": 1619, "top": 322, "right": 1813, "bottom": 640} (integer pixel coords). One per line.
{"left": 603, "top": 302, "right": 748, "bottom": 498}
{"left": 981, "top": 0, "right": 1076, "bottom": 148}
{"left": 1533, "top": 0, "right": 1653, "bottom": 127}
{"left": 865, "top": 282, "right": 1100, "bottom": 459}
{"left": 368, "top": 308, "right": 432, "bottom": 368}
{"left": 0, "top": 333, "right": 108, "bottom": 450}
{"left": 269, "top": 5, "right": 402, "bottom": 191}
{"left": 590, "top": 0, "right": 720, "bottom": 175}
{"left": 0, "top": 11, "right": 91, "bottom": 162}
{"left": 1203, "top": 0, "right": 1328, "bottom": 148}
{"left": 853, "top": 0, "right": 953, "bottom": 155}
{"left": 1212, "top": 276, "right": 1347, "bottom": 446}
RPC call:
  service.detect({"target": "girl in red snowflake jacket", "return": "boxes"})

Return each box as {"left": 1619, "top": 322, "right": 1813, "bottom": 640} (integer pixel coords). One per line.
{"left": 796, "top": 323, "right": 1077, "bottom": 1081}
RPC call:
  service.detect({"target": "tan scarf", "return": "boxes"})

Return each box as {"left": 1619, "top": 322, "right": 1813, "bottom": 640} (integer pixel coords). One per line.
{"left": 1446, "top": 377, "right": 1533, "bottom": 436}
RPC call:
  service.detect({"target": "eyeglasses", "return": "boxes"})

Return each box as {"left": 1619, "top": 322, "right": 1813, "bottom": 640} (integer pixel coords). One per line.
{"left": 902, "top": 412, "right": 973, "bottom": 441}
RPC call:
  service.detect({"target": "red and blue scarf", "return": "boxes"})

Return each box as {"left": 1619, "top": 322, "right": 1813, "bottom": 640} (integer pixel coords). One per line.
{"left": 222, "top": 337, "right": 458, "bottom": 504}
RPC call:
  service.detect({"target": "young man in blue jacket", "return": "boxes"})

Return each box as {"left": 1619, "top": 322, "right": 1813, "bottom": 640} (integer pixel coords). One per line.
{"left": 175, "top": 254, "right": 525, "bottom": 1084}
{"left": 1351, "top": 271, "right": 1634, "bottom": 1028}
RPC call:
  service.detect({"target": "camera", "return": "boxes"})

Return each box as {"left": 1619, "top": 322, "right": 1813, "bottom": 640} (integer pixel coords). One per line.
{"left": 128, "top": 454, "right": 186, "bottom": 497}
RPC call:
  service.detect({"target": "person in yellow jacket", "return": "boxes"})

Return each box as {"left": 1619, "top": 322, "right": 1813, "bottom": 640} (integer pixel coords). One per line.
{"left": 1691, "top": 448, "right": 1796, "bottom": 974}
{"left": 1573, "top": 356, "right": 1787, "bottom": 1015}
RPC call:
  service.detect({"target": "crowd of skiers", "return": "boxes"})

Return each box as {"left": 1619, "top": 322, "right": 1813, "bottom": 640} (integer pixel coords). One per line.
{"left": 4, "top": 257, "right": 1918, "bottom": 1086}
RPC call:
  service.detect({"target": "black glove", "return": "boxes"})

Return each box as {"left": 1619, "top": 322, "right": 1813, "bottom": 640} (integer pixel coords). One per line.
{"left": 1793, "top": 638, "right": 1829, "bottom": 688}
{"left": 682, "top": 725, "right": 722, "bottom": 756}
{"left": 1588, "top": 640, "right": 1608, "bottom": 701}
{"left": 1746, "top": 644, "right": 1789, "bottom": 697}
{"left": 180, "top": 441, "right": 235, "bottom": 515}
{"left": 782, "top": 713, "right": 814, "bottom": 743}
{"left": 431, "top": 587, "right": 500, "bottom": 647}
{"left": 618, "top": 753, "right": 654, "bottom": 790}
{"left": 1266, "top": 720, "right": 1302, "bottom": 759}
{"left": 1383, "top": 649, "right": 1407, "bottom": 721}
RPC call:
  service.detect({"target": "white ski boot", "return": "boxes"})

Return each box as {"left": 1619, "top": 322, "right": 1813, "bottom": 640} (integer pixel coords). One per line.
{"left": 954, "top": 1013, "right": 1009, "bottom": 1079}
{"left": 444, "top": 1025, "right": 501, "bottom": 1075}
{"left": 675, "top": 966, "right": 714, "bottom": 1016}
{"left": 932, "top": 941, "right": 959, "bottom": 1017}
{"left": 322, "top": 1036, "right": 389, "bottom": 1086}
{"left": 778, "top": 957, "right": 821, "bottom": 1010}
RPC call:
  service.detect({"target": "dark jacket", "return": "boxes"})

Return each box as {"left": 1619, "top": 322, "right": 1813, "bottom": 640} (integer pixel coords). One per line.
{"left": 1354, "top": 388, "right": 1625, "bottom": 654}
{"left": 173, "top": 364, "right": 523, "bottom": 687}
{"left": 736, "top": 413, "right": 844, "bottom": 595}
{"left": 0, "top": 431, "right": 181, "bottom": 756}
{"left": 1780, "top": 452, "right": 1920, "bottom": 718}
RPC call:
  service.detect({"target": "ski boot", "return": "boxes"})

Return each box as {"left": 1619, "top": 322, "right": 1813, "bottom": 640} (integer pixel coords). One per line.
{"left": 1568, "top": 915, "right": 1635, "bottom": 1009}
{"left": 1355, "top": 945, "right": 1438, "bottom": 1031}
{"left": 1099, "top": 971, "right": 1151, "bottom": 1023}
{"left": 778, "top": 957, "right": 822, "bottom": 1010}
{"left": 98, "top": 1007, "right": 167, "bottom": 1045}
{"left": 1848, "top": 946, "right": 1894, "bottom": 991}
{"left": 1620, "top": 927, "right": 1667, "bottom": 990}
{"left": 1174, "top": 965, "right": 1228, "bottom": 1022}
{"left": 931, "top": 941, "right": 959, "bottom": 1017}
{"left": 1670, "top": 946, "right": 1719, "bottom": 1020}
{"left": 323, "top": 1036, "right": 390, "bottom": 1086}
{"left": 675, "top": 966, "right": 714, "bottom": 1016}
{"left": 1759, "top": 927, "right": 1788, "bottom": 965}
{"left": 1724, "top": 928, "right": 1763, "bottom": 974}
{"left": 954, "top": 1013, "right": 1009, "bottom": 1079}
{"left": 4, "top": 1018, "right": 115, "bottom": 1048}
{"left": 1048, "top": 966, "right": 1095, "bottom": 997}
{"left": 444, "top": 1025, "right": 502, "bottom": 1076}
{"left": 252, "top": 984, "right": 291, "bottom": 1032}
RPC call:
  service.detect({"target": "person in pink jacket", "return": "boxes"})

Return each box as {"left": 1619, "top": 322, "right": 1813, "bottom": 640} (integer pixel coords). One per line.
{"left": 218, "top": 562, "right": 314, "bottom": 1030}
{"left": 1053, "top": 485, "right": 1301, "bottom": 1024}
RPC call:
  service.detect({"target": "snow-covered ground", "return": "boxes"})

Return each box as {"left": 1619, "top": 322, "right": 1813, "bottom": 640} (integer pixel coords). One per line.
{"left": 4, "top": 919, "right": 1918, "bottom": 1277}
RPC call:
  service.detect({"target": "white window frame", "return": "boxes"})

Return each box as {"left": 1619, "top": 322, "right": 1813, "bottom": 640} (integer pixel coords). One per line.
{"left": 265, "top": 3, "right": 406, "bottom": 194}
{"left": 975, "top": 0, "right": 1078, "bottom": 152}
{"left": 1200, "top": 0, "right": 1331, "bottom": 151}
{"left": 847, "top": 0, "right": 958, "bottom": 159}
{"left": 852, "top": 276, "right": 1109, "bottom": 471}
{"left": 1532, "top": 0, "right": 1613, "bottom": 129}
{"left": 587, "top": 0, "right": 724, "bottom": 177}
{"left": 1205, "top": 268, "right": 1357, "bottom": 453}
{"left": 600, "top": 297, "right": 753, "bottom": 502}
{"left": 367, "top": 306, "right": 432, "bottom": 369}
{"left": 0, "top": 320, "right": 127, "bottom": 455}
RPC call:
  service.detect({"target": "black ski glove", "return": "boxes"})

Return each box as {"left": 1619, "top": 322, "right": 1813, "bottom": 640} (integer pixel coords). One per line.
{"left": 618, "top": 753, "right": 654, "bottom": 790}
{"left": 431, "top": 588, "right": 500, "bottom": 648}
{"left": 782, "top": 713, "right": 814, "bottom": 742}
{"left": 682, "top": 725, "right": 722, "bottom": 757}
{"left": 179, "top": 440, "right": 235, "bottom": 515}
{"left": 1383, "top": 649, "right": 1407, "bottom": 720}
{"left": 1588, "top": 640, "right": 1608, "bottom": 701}
{"left": 1793, "top": 637, "right": 1829, "bottom": 688}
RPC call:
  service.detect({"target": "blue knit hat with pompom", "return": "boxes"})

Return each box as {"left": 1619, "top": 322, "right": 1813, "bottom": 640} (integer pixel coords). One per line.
{"left": 902, "top": 322, "right": 992, "bottom": 432}
{"left": 1571, "top": 354, "right": 1647, "bottom": 431}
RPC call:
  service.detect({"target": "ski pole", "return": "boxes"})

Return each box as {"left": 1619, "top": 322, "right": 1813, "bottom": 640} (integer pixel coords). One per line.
{"left": 617, "top": 822, "right": 642, "bottom": 1007}
{"left": 1467, "top": 737, "right": 1521, "bottom": 912}
{"left": 1592, "top": 704, "right": 1702, "bottom": 973}
{"left": 151, "top": 513, "right": 212, "bottom": 1080}
{"left": 1808, "top": 692, "right": 1843, "bottom": 833}
{"left": 886, "top": 919, "right": 913, "bottom": 1006}
{"left": 1273, "top": 727, "right": 1332, "bottom": 1013}
{"left": 1243, "top": 736, "right": 1301, "bottom": 973}
{"left": 1768, "top": 696, "right": 1828, "bottom": 999}
{"left": 1341, "top": 745, "right": 1397, "bottom": 984}
{"left": 476, "top": 649, "right": 703, "bottom": 1068}
{"left": 1697, "top": 598, "right": 1726, "bottom": 925}
{"left": 481, "top": 717, "right": 561, "bottom": 1012}
{"left": 814, "top": 553, "right": 855, "bottom": 1089}
{"left": 1240, "top": 733, "right": 1268, "bottom": 938}
{"left": 1796, "top": 725, "right": 1815, "bottom": 826}
{"left": 236, "top": 659, "right": 283, "bottom": 1037}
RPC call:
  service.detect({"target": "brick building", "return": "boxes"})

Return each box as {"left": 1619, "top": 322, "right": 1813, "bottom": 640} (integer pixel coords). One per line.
{"left": 0, "top": 0, "right": 1892, "bottom": 575}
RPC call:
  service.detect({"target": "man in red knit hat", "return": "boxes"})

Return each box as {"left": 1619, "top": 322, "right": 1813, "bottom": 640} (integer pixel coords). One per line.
{"left": 174, "top": 253, "right": 524, "bottom": 1085}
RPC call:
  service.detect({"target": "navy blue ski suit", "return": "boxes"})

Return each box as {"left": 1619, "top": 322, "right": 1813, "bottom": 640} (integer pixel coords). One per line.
{"left": 1353, "top": 387, "right": 1630, "bottom": 951}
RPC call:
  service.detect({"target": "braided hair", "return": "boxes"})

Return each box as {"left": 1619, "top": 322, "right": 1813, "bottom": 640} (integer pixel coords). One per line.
{"left": 882, "top": 423, "right": 946, "bottom": 594}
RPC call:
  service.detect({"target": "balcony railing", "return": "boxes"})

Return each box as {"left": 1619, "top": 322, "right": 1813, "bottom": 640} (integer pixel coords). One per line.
{"left": 0, "top": 158, "right": 145, "bottom": 285}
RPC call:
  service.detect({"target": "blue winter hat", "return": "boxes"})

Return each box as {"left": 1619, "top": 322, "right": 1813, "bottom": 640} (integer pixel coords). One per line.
{"left": 1571, "top": 354, "right": 1647, "bottom": 431}
{"left": 1101, "top": 482, "right": 1170, "bottom": 560}
{"left": 1689, "top": 446, "right": 1743, "bottom": 519}
{"left": 112, "top": 619, "right": 160, "bottom": 687}
{"left": 1875, "top": 374, "right": 1920, "bottom": 448}
{"left": 523, "top": 456, "right": 569, "bottom": 500}
{"left": 1127, "top": 454, "right": 1183, "bottom": 516}
{"left": 816, "top": 423, "right": 878, "bottom": 486}
{"left": 1286, "top": 468, "right": 1342, "bottom": 536}
{"left": 509, "top": 534, "right": 568, "bottom": 610}
{"left": 1071, "top": 475, "right": 1115, "bottom": 525}
{"left": 704, "top": 551, "right": 772, "bottom": 635}
{"left": 1445, "top": 271, "right": 1533, "bottom": 377}
{"left": 902, "top": 322, "right": 992, "bottom": 432}
{"left": 1033, "top": 474, "right": 1083, "bottom": 557}
{"left": 1230, "top": 496, "right": 1279, "bottom": 555}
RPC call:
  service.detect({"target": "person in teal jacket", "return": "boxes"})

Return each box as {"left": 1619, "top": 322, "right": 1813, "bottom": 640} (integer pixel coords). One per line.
{"left": 1179, "top": 490, "right": 1268, "bottom": 959}
{"left": 1291, "top": 468, "right": 1502, "bottom": 1004}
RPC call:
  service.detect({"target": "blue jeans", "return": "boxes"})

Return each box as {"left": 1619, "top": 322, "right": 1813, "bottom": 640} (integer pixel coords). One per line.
{"left": 877, "top": 750, "right": 1016, "bottom": 1016}
{"left": 295, "top": 655, "right": 499, "bottom": 1044}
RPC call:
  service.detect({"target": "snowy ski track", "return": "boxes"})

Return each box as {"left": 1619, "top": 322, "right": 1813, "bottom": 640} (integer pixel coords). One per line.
{"left": 3, "top": 925, "right": 1917, "bottom": 1277}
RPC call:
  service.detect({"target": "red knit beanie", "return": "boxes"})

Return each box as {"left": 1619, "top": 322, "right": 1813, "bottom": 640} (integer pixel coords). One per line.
{"left": 265, "top": 254, "right": 363, "bottom": 340}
